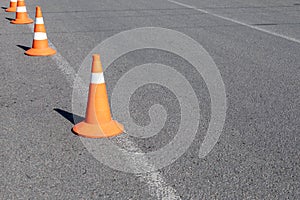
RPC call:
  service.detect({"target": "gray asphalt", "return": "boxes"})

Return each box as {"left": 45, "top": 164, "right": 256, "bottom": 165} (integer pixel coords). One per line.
{"left": 1, "top": 0, "right": 299, "bottom": 199}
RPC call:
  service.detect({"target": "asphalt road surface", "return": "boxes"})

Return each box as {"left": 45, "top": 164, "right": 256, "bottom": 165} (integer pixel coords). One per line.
{"left": 1, "top": 0, "right": 299, "bottom": 199}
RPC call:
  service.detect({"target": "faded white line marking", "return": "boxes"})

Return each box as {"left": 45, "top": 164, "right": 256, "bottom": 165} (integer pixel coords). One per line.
{"left": 168, "top": 0, "right": 300, "bottom": 44}
{"left": 27, "top": 20, "right": 181, "bottom": 200}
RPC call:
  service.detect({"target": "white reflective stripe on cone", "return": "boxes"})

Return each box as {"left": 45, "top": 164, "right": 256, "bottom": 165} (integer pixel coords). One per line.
{"left": 11, "top": 0, "right": 17, "bottom": 2}
{"left": 34, "top": 32, "right": 47, "bottom": 40}
{"left": 16, "top": 6, "right": 26, "bottom": 12}
{"left": 90, "top": 73, "right": 105, "bottom": 84}
{"left": 35, "top": 17, "right": 44, "bottom": 24}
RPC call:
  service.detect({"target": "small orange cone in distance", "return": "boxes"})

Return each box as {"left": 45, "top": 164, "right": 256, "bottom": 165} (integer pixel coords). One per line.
{"left": 11, "top": 0, "right": 33, "bottom": 24}
{"left": 25, "top": 6, "right": 56, "bottom": 56}
{"left": 6, "top": 0, "right": 17, "bottom": 12}
{"left": 72, "top": 54, "right": 124, "bottom": 138}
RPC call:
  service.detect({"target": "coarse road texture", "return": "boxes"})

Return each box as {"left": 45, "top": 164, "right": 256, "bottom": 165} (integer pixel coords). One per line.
{"left": 1, "top": 0, "right": 299, "bottom": 199}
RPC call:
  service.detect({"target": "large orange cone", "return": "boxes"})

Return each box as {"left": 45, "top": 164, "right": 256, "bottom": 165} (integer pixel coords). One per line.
{"left": 25, "top": 6, "right": 56, "bottom": 56}
{"left": 73, "top": 54, "right": 124, "bottom": 138}
{"left": 6, "top": 0, "right": 17, "bottom": 12}
{"left": 11, "top": 0, "right": 33, "bottom": 24}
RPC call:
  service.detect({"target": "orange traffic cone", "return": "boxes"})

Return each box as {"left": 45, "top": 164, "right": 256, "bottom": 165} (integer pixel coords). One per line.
{"left": 11, "top": 0, "right": 33, "bottom": 24}
{"left": 73, "top": 54, "right": 124, "bottom": 138}
{"left": 25, "top": 6, "right": 56, "bottom": 56}
{"left": 6, "top": 0, "right": 17, "bottom": 12}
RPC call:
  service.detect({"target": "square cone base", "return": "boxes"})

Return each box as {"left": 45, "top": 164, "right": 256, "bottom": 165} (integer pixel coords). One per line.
{"left": 6, "top": 8, "right": 16, "bottom": 12}
{"left": 25, "top": 47, "right": 56, "bottom": 56}
{"left": 11, "top": 18, "right": 33, "bottom": 24}
{"left": 72, "top": 120, "right": 124, "bottom": 138}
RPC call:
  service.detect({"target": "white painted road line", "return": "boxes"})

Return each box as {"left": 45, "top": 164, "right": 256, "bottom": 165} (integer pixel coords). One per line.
{"left": 26, "top": 19, "right": 181, "bottom": 200}
{"left": 168, "top": 0, "right": 300, "bottom": 44}
{"left": 27, "top": 23, "right": 77, "bottom": 85}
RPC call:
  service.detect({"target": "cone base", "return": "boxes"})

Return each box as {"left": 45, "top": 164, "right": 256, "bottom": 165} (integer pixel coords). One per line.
{"left": 25, "top": 47, "right": 56, "bottom": 56}
{"left": 6, "top": 7, "right": 16, "bottom": 12}
{"left": 11, "top": 18, "right": 33, "bottom": 24}
{"left": 72, "top": 120, "right": 124, "bottom": 138}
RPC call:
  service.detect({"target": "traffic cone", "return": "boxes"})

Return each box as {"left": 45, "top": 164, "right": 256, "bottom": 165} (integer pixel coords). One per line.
{"left": 72, "top": 54, "right": 124, "bottom": 138}
{"left": 25, "top": 6, "right": 56, "bottom": 56}
{"left": 6, "top": 0, "right": 17, "bottom": 12}
{"left": 11, "top": 0, "right": 33, "bottom": 24}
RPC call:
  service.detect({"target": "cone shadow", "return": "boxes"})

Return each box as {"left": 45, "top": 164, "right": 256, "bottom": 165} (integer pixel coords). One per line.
{"left": 5, "top": 17, "right": 14, "bottom": 21}
{"left": 17, "top": 45, "right": 30, "bottom": 51}
{"left": 1, "top": 7, "right": 7, "bottom": 10}
{"left": 54, "top": 108, "right": 84, "bottom": 125}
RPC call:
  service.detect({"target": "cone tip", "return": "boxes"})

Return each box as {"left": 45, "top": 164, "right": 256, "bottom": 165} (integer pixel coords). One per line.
{"left": 36, "top": 6, "right": 42, "bottom": 17}
{"left": 93, "top": 54, "right": 100, "bottom": 60}
{"left": 92, "top": 54, "right": 103, "bottom": 73}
